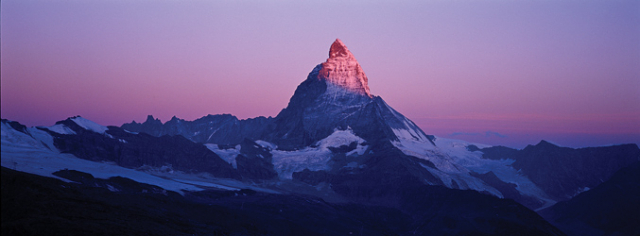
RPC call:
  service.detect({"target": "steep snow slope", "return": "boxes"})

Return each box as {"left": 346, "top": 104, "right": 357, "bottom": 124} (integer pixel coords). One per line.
{"left": 70, "top": 116, "right": 109, "bottom": 134}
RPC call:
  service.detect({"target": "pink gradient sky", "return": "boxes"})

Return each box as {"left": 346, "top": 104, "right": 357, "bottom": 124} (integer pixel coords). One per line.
{"left": 2, "top": 0, "right": 639, "bottom": 148}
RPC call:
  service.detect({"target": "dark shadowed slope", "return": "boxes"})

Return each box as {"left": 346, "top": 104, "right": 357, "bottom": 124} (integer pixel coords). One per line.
{"left": 472, "top": 141, "right": 640, "bottom": 202}
{"left": 539, "top": 162, "right": 640, "bottom": 236}
{"left": 2, "top": 167, "right": 565, "bottom": 236}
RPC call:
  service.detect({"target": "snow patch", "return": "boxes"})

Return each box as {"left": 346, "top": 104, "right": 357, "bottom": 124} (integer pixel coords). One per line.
{"left": 71, "top": 117, "right": 109, "bottom": 134}
{"left": 315, "top": 128, "right": 367, "bottom": 152}
{"left": 255, "top": 140, "right": 277, "bottom": 150}
{"left": 272, "top": 129, "right": 367, "bottom": 179}
{"left": 106, "top": 184, "right": 119, "bottom": 192}
{"left": 379, "top": 99, "right": 432, "bottom": 143}
{"left": 123, "top": 129, "right": 138, "bottom": 135}
{"left": 172, "top": 179, "right": 240, "bottom": 191}
{"left": 46, "top": 124, "right": 76, "bottom": 135}
{"left": 204, "top": 144, "right": 240, "bottom": 168}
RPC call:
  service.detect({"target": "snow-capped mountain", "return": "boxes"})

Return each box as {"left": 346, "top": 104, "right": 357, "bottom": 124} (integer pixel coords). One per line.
{"left": 122, "top": 39, "right": 545, "bottom": 206}
{"left": 123, "top": 39, "right": 434, "bottom": 151}
{"left": 3, "top": 39, "right": 639, "bottom": 235}
{"left": 262, "top": 39, "right": 434, "bottom": 150}
{"left": 118, "top": 39, "right": 638, "bottom": 211}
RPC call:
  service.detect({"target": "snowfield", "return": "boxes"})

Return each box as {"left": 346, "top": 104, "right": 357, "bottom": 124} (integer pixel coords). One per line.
{"left": 71, "top": 116, "right": 109, "bottom": 134}
{"left": 206, "top": 128, "right": 368, "bottom": 179}
{"left": 393, "top": 135, "right": 554, "bottom": 207}
{"left": 270, "top": 128, "right": 367, "bottom": 179}
{"left": 1, "top": 121, "right": 252, "bottom": 194}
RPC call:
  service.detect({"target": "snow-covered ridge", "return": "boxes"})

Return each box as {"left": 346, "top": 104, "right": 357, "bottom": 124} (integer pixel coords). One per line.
{"left": 47, "top": 123, "right": 77, "bottom": 135}
{"left": 317, "top": 39, "right": 371, "bottom": 97}
{"left": 379, "top": 99, "right": 433, "bottom": 143}
{"left": 71, "top": 116, "right": 109, "bottom": 134}
{"left": 43, "top": 116, "right": 109, "bottom": 135}
{"left": 393, "top": 136, "right": 553, "bottom": 206}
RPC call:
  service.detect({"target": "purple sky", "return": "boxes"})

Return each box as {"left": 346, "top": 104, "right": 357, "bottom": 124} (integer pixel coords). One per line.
{"left": 2, "top": 0, "right": 639, "bottom": 148}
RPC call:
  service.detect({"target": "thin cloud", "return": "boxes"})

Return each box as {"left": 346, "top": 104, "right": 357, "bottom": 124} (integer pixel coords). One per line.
{"left": 484, "top": 131, "right": 507, "bottom": 138}
{"left": 450, "top": 131, "right": 507, "bottom": 138}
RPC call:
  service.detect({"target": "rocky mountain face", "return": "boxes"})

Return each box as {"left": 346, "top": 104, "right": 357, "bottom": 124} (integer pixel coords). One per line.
{"left": 121, "top": 114, "right": 271, "bottom": 145}
{"left": 249, "top": 39, "right": 433, "bottom": 150}
{"left": 261, "top": 64, "right": 434, "bottom": 150}
{"left": 235, "top": 139, "right": 278, "bottom": 180}
{"left": 472, "top": 141, "right": 640, "bottom": 202}
{"left": 317, "top": 38, "right": 371, "bottom": 97}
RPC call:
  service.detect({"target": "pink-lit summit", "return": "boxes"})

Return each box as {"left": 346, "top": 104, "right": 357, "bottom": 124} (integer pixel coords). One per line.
{"left": 317, "top": 39, "right": 372, "bottom": 97}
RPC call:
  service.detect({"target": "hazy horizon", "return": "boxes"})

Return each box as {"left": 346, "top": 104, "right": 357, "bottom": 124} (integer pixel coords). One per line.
{"left": 2, "top": 0, "right": 639, "bottom": 149}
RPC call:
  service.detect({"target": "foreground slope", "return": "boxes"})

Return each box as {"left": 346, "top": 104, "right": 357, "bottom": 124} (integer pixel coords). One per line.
{"left": 538, "top": 162, "right": 640, "bottom": 236}
{"left": 2, "top": 166, "right": 565, "bottom": 236}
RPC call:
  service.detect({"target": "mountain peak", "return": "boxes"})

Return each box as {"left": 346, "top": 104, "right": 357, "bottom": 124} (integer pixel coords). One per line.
{"left": 536, "top": 140, "right": 559, "bottom": 147}
{"left": 318, "top": 39, "right": 371, "bottom": 97}
{"left": 328, "top": 38, "right": 351, "bottom": 58}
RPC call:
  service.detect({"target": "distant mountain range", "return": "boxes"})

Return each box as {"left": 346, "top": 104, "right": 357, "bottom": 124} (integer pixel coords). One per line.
{"left": 2, "top": 39, "right": 638, "bottom": 236}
